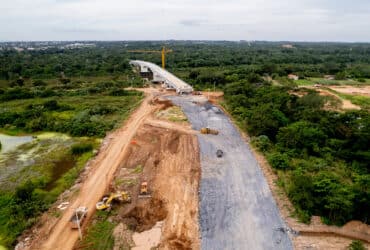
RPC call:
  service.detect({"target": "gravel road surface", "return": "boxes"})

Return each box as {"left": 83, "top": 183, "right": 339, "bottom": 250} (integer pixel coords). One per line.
{"left": 169, "top": 95, "right": 293, "bottom": 250}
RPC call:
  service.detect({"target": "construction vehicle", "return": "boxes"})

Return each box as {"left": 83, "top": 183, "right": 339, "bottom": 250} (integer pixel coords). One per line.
{"left": 127, "top": 47, "right": 173, "bottom": 69}
{"left": 140, "top": 182, "right": 148, "bottom": 195}
{"left": 96, "top": 191, "right": 131, "bottom": 210}
{"left": 138, "top": 181, "right": 151, "bottom": 198}
{"left": 69, "top": 206, "right": 88, "bottom": 229}
{"left": 200, "top": 127, "right": 219, "bottom": 135}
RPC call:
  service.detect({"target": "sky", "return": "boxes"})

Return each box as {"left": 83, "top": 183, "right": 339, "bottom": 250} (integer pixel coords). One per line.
{"left": 1, "top": 0, "right": 370, "bottom": 42}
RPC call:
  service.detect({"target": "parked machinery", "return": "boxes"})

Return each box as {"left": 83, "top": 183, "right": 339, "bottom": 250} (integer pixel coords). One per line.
{"left": 96, "top": 191, "right": 131, "bottom": 210}
{"left": 69, "top": 206, "right": 88, "bottom": 229}
{"left": 200, "top": 127, "right": 219, "bottom": 135}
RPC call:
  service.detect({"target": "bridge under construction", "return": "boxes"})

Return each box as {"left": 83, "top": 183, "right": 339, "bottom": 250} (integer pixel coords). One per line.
{"left": 130, "top": 60, "right": 193, "bottom": 94}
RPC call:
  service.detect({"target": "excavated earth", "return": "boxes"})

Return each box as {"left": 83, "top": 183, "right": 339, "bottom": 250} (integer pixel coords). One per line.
{"left": 110, "top": 121, "right": 201, "bottom": 249}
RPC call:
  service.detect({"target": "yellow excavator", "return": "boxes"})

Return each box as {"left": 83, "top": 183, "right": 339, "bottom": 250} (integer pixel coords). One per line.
{"left": 200, "top": 127, "right": 219, "bottom": 135}
{"left": 96, "top": 191, "right": 131, "bottom": 210}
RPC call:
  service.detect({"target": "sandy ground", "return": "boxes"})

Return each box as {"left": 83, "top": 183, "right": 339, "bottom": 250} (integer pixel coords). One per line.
{"left": 19, "top": 88, "right": 161, "bottom": 250}
{"left": 327, "top": 85, "right": 370, "bottom": 97}
{"left": 132, "top": 221, "right": 163, "bottom": 250}
{"left": 301, "top": 86, "right": 361, "bottom": 110}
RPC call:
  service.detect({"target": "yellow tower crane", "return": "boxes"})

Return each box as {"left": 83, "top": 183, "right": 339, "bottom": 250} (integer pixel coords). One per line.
{"left": 127, "top": 46, "right": 173, "bottom": 69}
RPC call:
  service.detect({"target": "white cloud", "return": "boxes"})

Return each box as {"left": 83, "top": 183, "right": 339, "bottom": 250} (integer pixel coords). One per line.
{"left": 0, "top": 0, "right": 369, "bottom": 41}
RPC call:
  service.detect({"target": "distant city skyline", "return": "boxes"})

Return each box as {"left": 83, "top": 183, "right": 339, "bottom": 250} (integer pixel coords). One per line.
{"left": 1, "top": 0, "right": 370, "bottom": 42}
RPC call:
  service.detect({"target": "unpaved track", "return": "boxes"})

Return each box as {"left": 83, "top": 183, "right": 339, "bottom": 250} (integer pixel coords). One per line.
{"left": 169, "top": 96, "right": 293, "bottom": 250}
{"left": 28, "top": 89, "right": 158, "bottom": 250}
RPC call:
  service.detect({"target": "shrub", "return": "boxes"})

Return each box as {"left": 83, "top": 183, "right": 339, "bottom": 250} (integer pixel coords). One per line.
{"left": 32, "top": 80, "right": 47, "bottom": 86}
{"left": 109, "top": 88, "right": 127, "bottom": 96}
{"left": 267, "top": 152, "right": 290, "bottom": 169}
{"left": 0, "top": 87, "right": 34, "bottom": 101}
{"left": 71, "top": 143, "right": 93, "bottom": 155}
{"left": 348, "top": 241, "right": 366, "bottom": 250}
{"left": 43, "top": 100, "right": 59, "bottom": 111}
{"left": 357, "top": 78, "right": 366, "bottom": 83}
{"left": 251, "top": 135, "right": 271, "bottom": 152}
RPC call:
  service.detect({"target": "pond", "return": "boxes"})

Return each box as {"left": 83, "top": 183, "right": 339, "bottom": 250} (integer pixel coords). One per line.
{"left": 0, "top": 134, "right": 34, "bottom": 154}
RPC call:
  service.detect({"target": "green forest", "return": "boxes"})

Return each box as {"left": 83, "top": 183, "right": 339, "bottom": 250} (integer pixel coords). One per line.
{"left": 223, "top": 82, "right": 369, "bottom": 224}
{"left": 0, "top": 44, "right": 145, "bottom": 247}
{"left": 0, "top": 41, "right": 369, "bottom": 247}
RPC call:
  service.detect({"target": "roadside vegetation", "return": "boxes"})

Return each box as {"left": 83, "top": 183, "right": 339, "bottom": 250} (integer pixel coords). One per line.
{"left": 223, "top": 81, "right": 369, "bottom": 225}
{"left": 0, "top": 49, "right": 144, "bottom": 247}
{"left": 79, "top": 211, "right": 117, "bottom": 250}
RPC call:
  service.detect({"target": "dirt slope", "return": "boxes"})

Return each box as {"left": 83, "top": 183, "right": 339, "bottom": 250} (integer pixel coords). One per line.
{"left": 23, "top": 88, "right": 160, "bottom": 250}
{"left": 111, "top": 123, "right": 201, "bottom": 249}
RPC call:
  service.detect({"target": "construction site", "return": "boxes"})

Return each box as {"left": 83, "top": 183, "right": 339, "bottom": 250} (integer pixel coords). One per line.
{"left": 15, "top": 61, "right": 370, "bottom": 250}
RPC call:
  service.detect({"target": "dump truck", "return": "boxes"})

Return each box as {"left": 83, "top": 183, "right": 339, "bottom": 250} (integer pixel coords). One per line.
{"left": 69, "top": 206, "right": 88, "bottom": 229}
{"left": 200, "top": 127, "right": 219, "bottom": 135}
{"left": 96, "top": 191, "right": 131, "bottom": 210}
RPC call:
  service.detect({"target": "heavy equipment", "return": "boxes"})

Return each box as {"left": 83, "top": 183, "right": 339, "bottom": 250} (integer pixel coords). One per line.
{"left": 138, "top": 181, "right": 151, "bottom": 198}
{"left": 200, "top": 127, "right": 219, "bottom": 135}
{"left": 127, "top": 47, "right": 173, "bottom": 69}
{"left": 96, "top": 191, "right": 131, "bottom": 210}
{"left": 140, "top": 181, "right": 148, "bottom": 195}
{"left": 69, "top": 206, "right": 88, "bottom": 229}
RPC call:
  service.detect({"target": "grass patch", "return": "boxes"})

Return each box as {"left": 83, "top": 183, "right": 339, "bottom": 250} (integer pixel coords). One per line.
{"left": 0, "top": 135, "right": 97, "bottom": 247}
{"left": 156, "top": 106, "right": 188, "bottom": 123}
{"left": 71, "top": 143, "right": 93, "bottom": 155}
{"left": 117, "top": 178, "right": 137, "bottom": 187}
{"left": 310, "top": 78, "right": 369, "bottom": 86}
{"left": 338, "top": 94, "right": 370, "bottom": 110}
{"left": 80, "top": 211, "right": 116, "bottom": 250}
{"left": 295, "top": 79, "right": 315, "bottom": 86}
{"left": 324, "top": 87, "right": 370, "bottom": 110}
{"left": 131, "top": 165, "right": 143, "bottom": 174}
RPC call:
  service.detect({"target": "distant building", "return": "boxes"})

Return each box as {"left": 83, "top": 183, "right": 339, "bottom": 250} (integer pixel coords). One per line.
{"left": 288, "top": 74, "right": 299, "bottom": 80}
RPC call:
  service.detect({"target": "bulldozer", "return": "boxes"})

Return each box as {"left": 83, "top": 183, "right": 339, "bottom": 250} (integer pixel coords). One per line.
{"left": 200, "top": 127, "right": 219, "bottom": 135}
{"left": 96, "top": 191, "right": 131, "bottom": 210}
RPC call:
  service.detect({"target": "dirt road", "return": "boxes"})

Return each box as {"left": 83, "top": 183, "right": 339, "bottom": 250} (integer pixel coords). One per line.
{"left": 26, "top": 89, "right": 159, "bottom": 250}
{"left": 168, "top": 96, "right": 293, "bottom": 250}
{"left": 327, "top": 85, "right": 370, "bottom": 97}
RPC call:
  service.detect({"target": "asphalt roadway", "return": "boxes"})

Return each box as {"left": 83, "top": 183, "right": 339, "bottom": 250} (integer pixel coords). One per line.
{"left": 168, "top": 95, "right": 293, "bottom": 250}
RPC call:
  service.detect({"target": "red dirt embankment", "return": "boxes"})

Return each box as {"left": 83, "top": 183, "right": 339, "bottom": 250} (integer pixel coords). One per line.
{"left": 111, "top": 123, "right": 201, "bottom": 249}
{"left": 21, "top": 90, "right": 201, "bottom": 250}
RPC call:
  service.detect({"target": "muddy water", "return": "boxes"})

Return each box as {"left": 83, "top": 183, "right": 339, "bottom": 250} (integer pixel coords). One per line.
{"left": 0, "top": 133, "right": 34, "bottom": 153}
